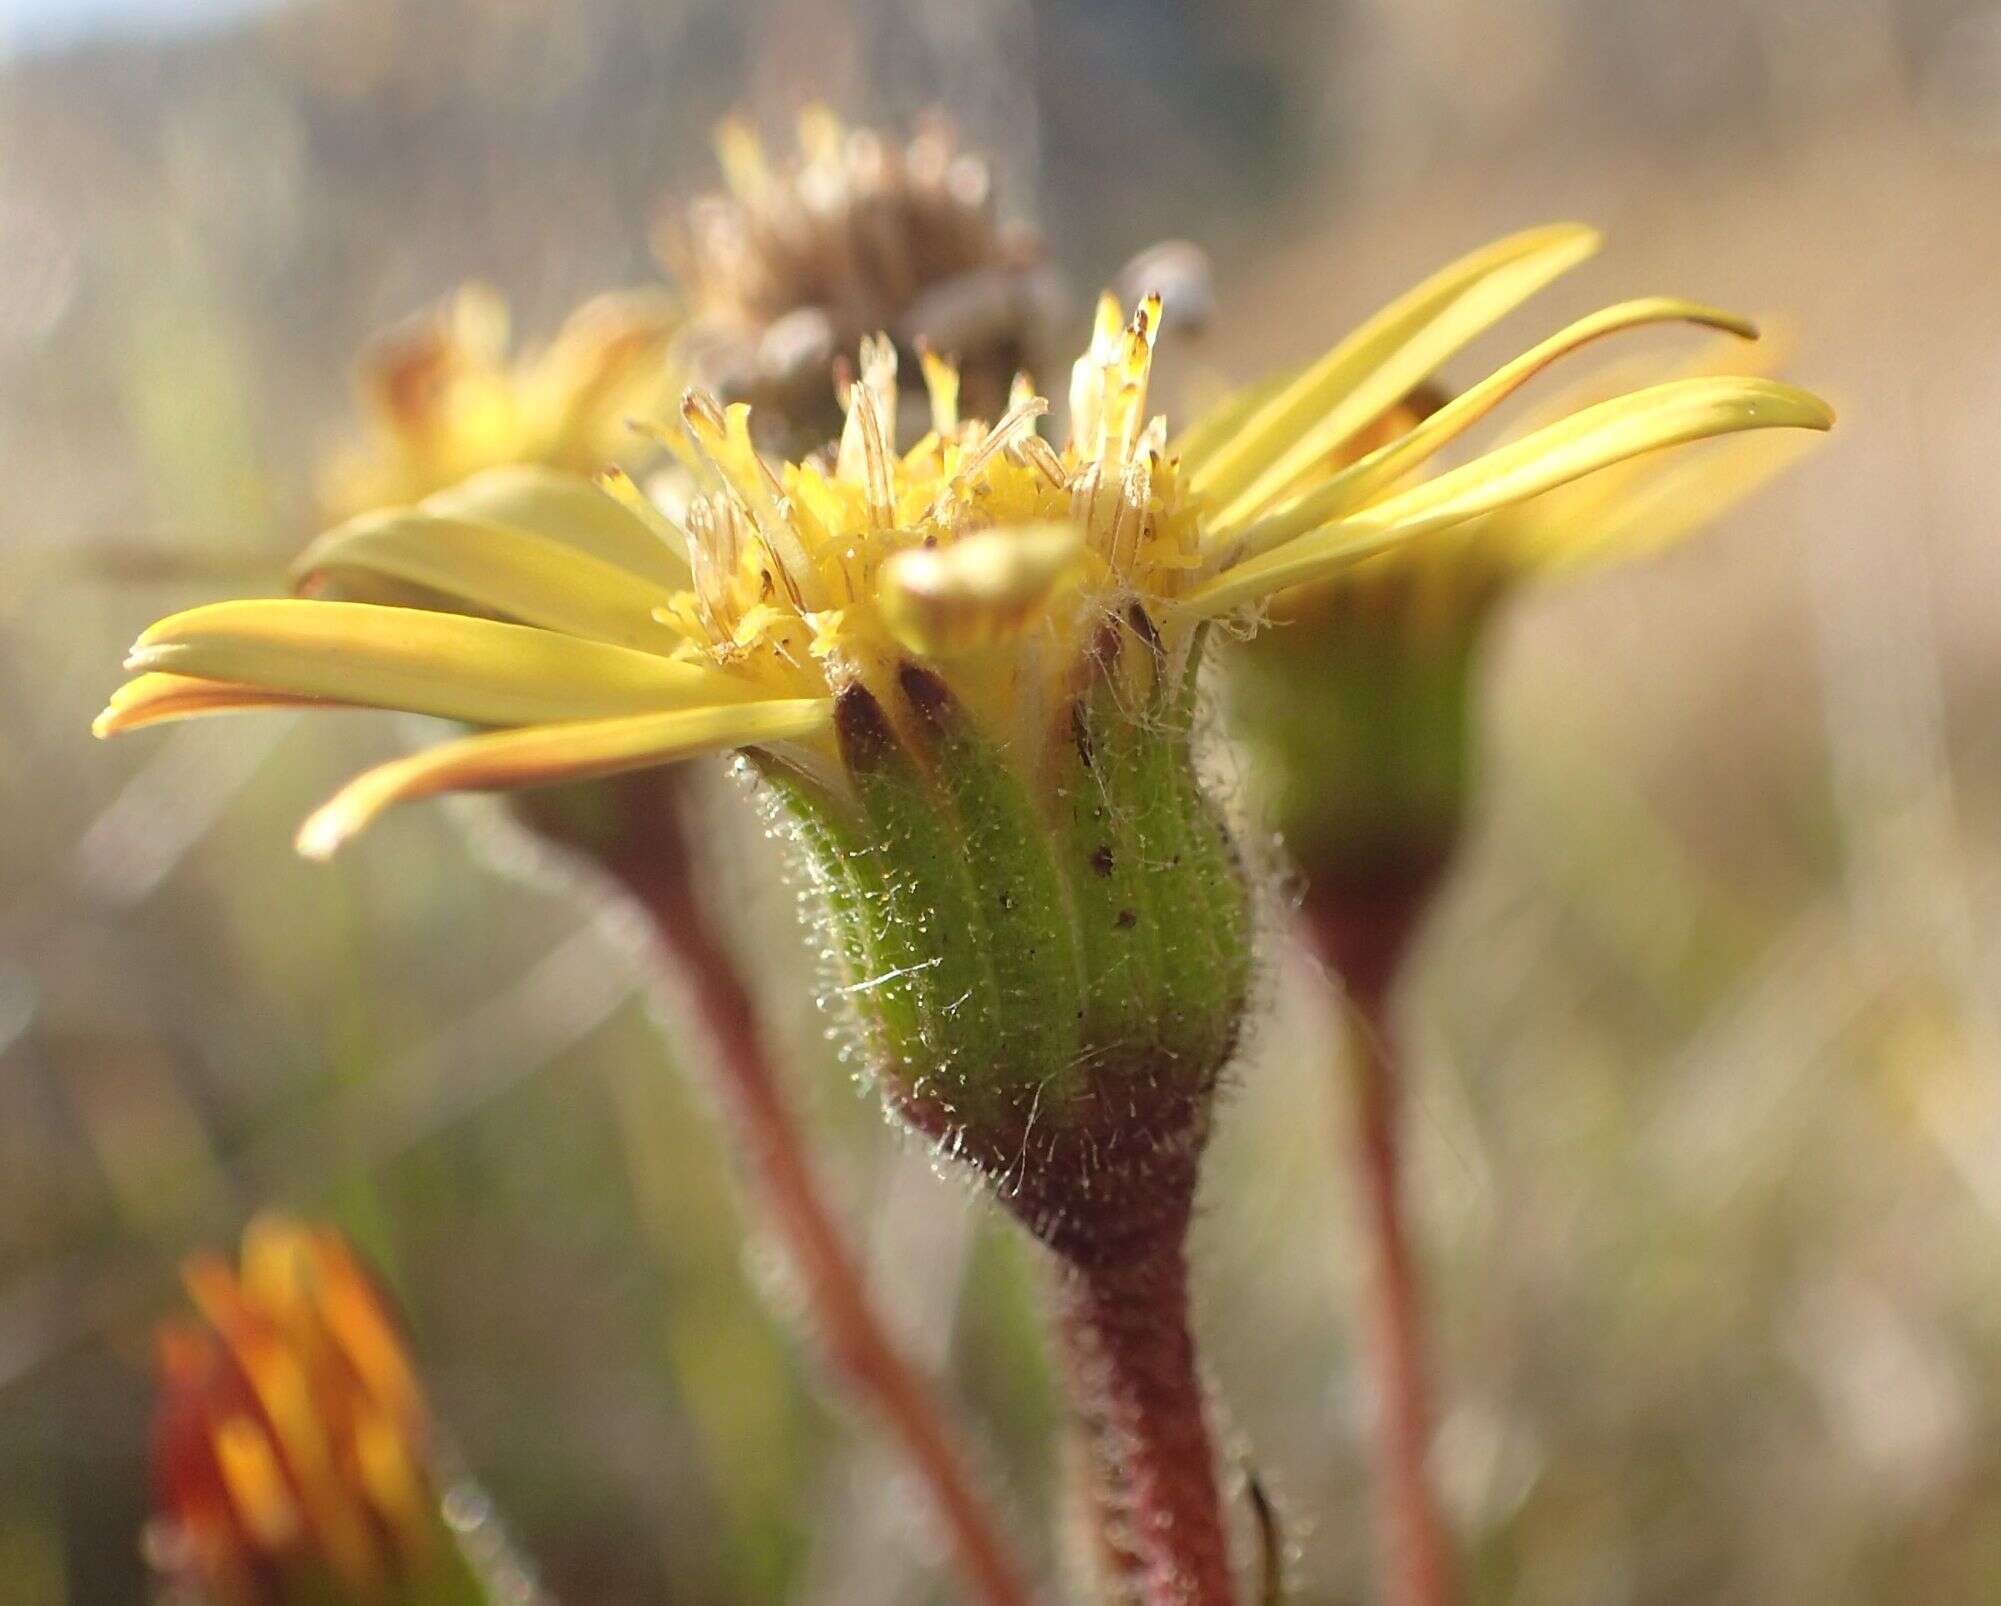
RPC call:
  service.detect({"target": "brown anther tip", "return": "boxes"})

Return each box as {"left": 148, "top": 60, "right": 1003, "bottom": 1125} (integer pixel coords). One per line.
{"left": 833, "top": 681, "right": 900, "bottom": 770}
{"left": 897, "top": 662, "right": 956, "bottom": 731}
{"left": 1088, "top": 616, "right": 1125, "bottom": 671}
{"left": 680, "top": 388, "right": 726, "bottom": 431}
{"left": 1125, "top": 602, "right": 1163, "bottom": 653}
{"left": 1071, "top": 701, "right": 1095, "bottom": 770}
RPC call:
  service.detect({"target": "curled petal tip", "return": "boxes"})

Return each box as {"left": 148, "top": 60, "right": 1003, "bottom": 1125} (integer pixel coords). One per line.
{"left": 1691, "top": 306, "right": 1759, "bottom": 342}
{"left": 293, "top": 810, "right": 350, "bottom": 862}
{"left": 90, "top": 707, "right": 118, "bottom": 739}
{"left": 1516, "top": 220, "right": 1603, "bottom": 264}
{"left": 1757, "top": 382, "right": 1835, "bottom": 430}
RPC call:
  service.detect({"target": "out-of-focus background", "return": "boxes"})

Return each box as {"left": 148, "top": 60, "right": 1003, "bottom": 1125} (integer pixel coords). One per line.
{"left": 3, "top": 0, "right": 1999, "bottom": 1600}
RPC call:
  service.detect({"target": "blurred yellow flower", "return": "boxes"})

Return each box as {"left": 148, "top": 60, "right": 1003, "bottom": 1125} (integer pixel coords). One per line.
{"left": 1229, "top": 252, "right": 1826, "bottom": 905}
{"left": 148, "top": 1217, "right": 450, "bottom": 1606}
{"left": 319, "top": 282, "right": 679, "bottom": 521}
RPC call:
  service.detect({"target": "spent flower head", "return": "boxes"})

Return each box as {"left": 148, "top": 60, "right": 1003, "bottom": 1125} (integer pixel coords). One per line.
{"left": 664, "top": 106, "right": 1062, "bottom": 450}
{"left": 147, "top": 1217, "right": 474, "bottom": 1606}
{"left": 99, "top": 224, "right": 1828, "bottom": 1248}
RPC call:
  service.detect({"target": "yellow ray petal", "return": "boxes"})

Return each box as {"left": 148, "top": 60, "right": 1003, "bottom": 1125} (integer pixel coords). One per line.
{"left": 1167, "top": 368, "right": 1292, "bottom": 477}
{"left": 1214, "top": 298, "right": 1759, "bottom": 568}
{"left": 1186, "top": 223, "right": 1602, "bottom": 522}
{"left": 1501, "top": 426, "right": 1819, "bottom": 572}
{"left": 293, "top": 1227, "right": 425, "bottom": 1430}
{"left": 294, "top": 507, "right": 683, "bottom": 651}
{"left": 183, "top": 1261, "right": 383, "bottom": 1587}
{"left": 419, "top": 465, "right": 692, "bottom": 589}
{"left": 597, "top": 465, "right": 694, "bottom": 565}
{"left": 93, "top": 672, "right": 329, "bottom": 737}
{"left": 125, "top": 599, "right": 756, "bottom": 726}
{"left": 211, "top": 1417, "right": 305, "bottom": 1551}
{"left": 295, "top": 698, "right": 833, "bottom": 859}
{"left": 1506, "top": 322, "right": 1788, "bottom": 440}
{"left": 1184, "top": 376, "right": 1833, "bottom": 617}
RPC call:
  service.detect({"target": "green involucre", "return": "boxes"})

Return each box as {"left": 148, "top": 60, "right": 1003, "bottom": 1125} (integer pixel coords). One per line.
{"left": 1235, "top": 586, "right": 1488, "bottom": 893}
{"left": 758, "top": 616, "right": 1252, "bottom": 1141}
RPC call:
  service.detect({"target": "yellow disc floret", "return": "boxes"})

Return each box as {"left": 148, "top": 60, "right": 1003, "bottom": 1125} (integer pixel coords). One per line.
{"left": 640, "top": 293, "right": 1205, "bottom": 759}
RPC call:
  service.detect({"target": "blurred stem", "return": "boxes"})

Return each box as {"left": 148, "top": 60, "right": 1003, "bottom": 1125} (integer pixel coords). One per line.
{"left": 1302, "top": 871, "right": 1453, "bottom": 1606}
{"left": 1062, "top": 1368, "right": 1148, "bottom": 1599}
{"left": 608, "top": 801, "right": 1035, "bottom": 1606}
{"left": 1052, "top": 1235, "right": 1236, "bottom": 1606}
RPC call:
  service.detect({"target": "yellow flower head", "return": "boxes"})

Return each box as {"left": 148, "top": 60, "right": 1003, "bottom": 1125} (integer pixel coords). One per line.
{"left": 100, "top": 223, "right": 1829, "bottom": 864}
{"left": 1221, "top": 252, "right": 1829, "bottom": 901}
{"left": 149, "top": 1217, "right": 444, "bottom": 1606}
{"left": 320, "top": 282, "right": 680, "bottom": 520}
{"left": 99, "top": 224, "right": 1829, "bottom": 1237}
{"left": 665, "top": 106, "right": 1060, "bottom": 444}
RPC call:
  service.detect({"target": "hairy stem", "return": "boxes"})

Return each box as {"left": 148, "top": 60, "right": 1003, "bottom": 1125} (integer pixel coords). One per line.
{"left": 1344, "top": 978, "right": 1451, "bottom": 1606}
{"left": 1062, "top": 1370, "right": 1150, "bottom": 1601}
{"left": 1052, "top": 1236, "right": 1236, "bottom": 1606}
{"left": 605, "top": 794, "right": 1035, "bottom": 1606}
{"left": 1302, "top": 873, "right": 1453, "bottom": 1606}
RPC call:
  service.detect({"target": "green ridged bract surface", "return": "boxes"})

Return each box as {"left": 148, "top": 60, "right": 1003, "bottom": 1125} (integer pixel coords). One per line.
{"left": 1235, "top": 593, "right": 1486, "bottom": 894}
{"left": 760, "top": 615, "right": 1252, "bottom": 1160}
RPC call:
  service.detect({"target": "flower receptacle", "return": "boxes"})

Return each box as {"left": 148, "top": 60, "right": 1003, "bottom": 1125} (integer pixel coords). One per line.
{"left": 1235, "top": 583, "right": 1487, "bottom": 998}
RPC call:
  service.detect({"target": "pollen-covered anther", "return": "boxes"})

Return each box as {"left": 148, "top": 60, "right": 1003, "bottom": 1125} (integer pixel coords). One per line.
{"left": 935, "top": 393, "right": 1050, "bottom": 518}
{"left": 680, "top": 387, "right": 729, "bottom": 438}
{"left": 1011, "top": 431, "right": 1070, "bottom": 491}
{"left": 834, "top": 336, "right": 901, "bottom": 527}
{"left": 877, "top": 523, "right": 1084, "bottom": 658}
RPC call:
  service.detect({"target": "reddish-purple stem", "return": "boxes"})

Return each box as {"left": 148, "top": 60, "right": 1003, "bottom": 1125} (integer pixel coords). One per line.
{"left": 1303, "top": 873, "right": 1453, "bottom": 1606}
{"left": 607, "top": 797, "right": 1036, "bottom": 1606}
